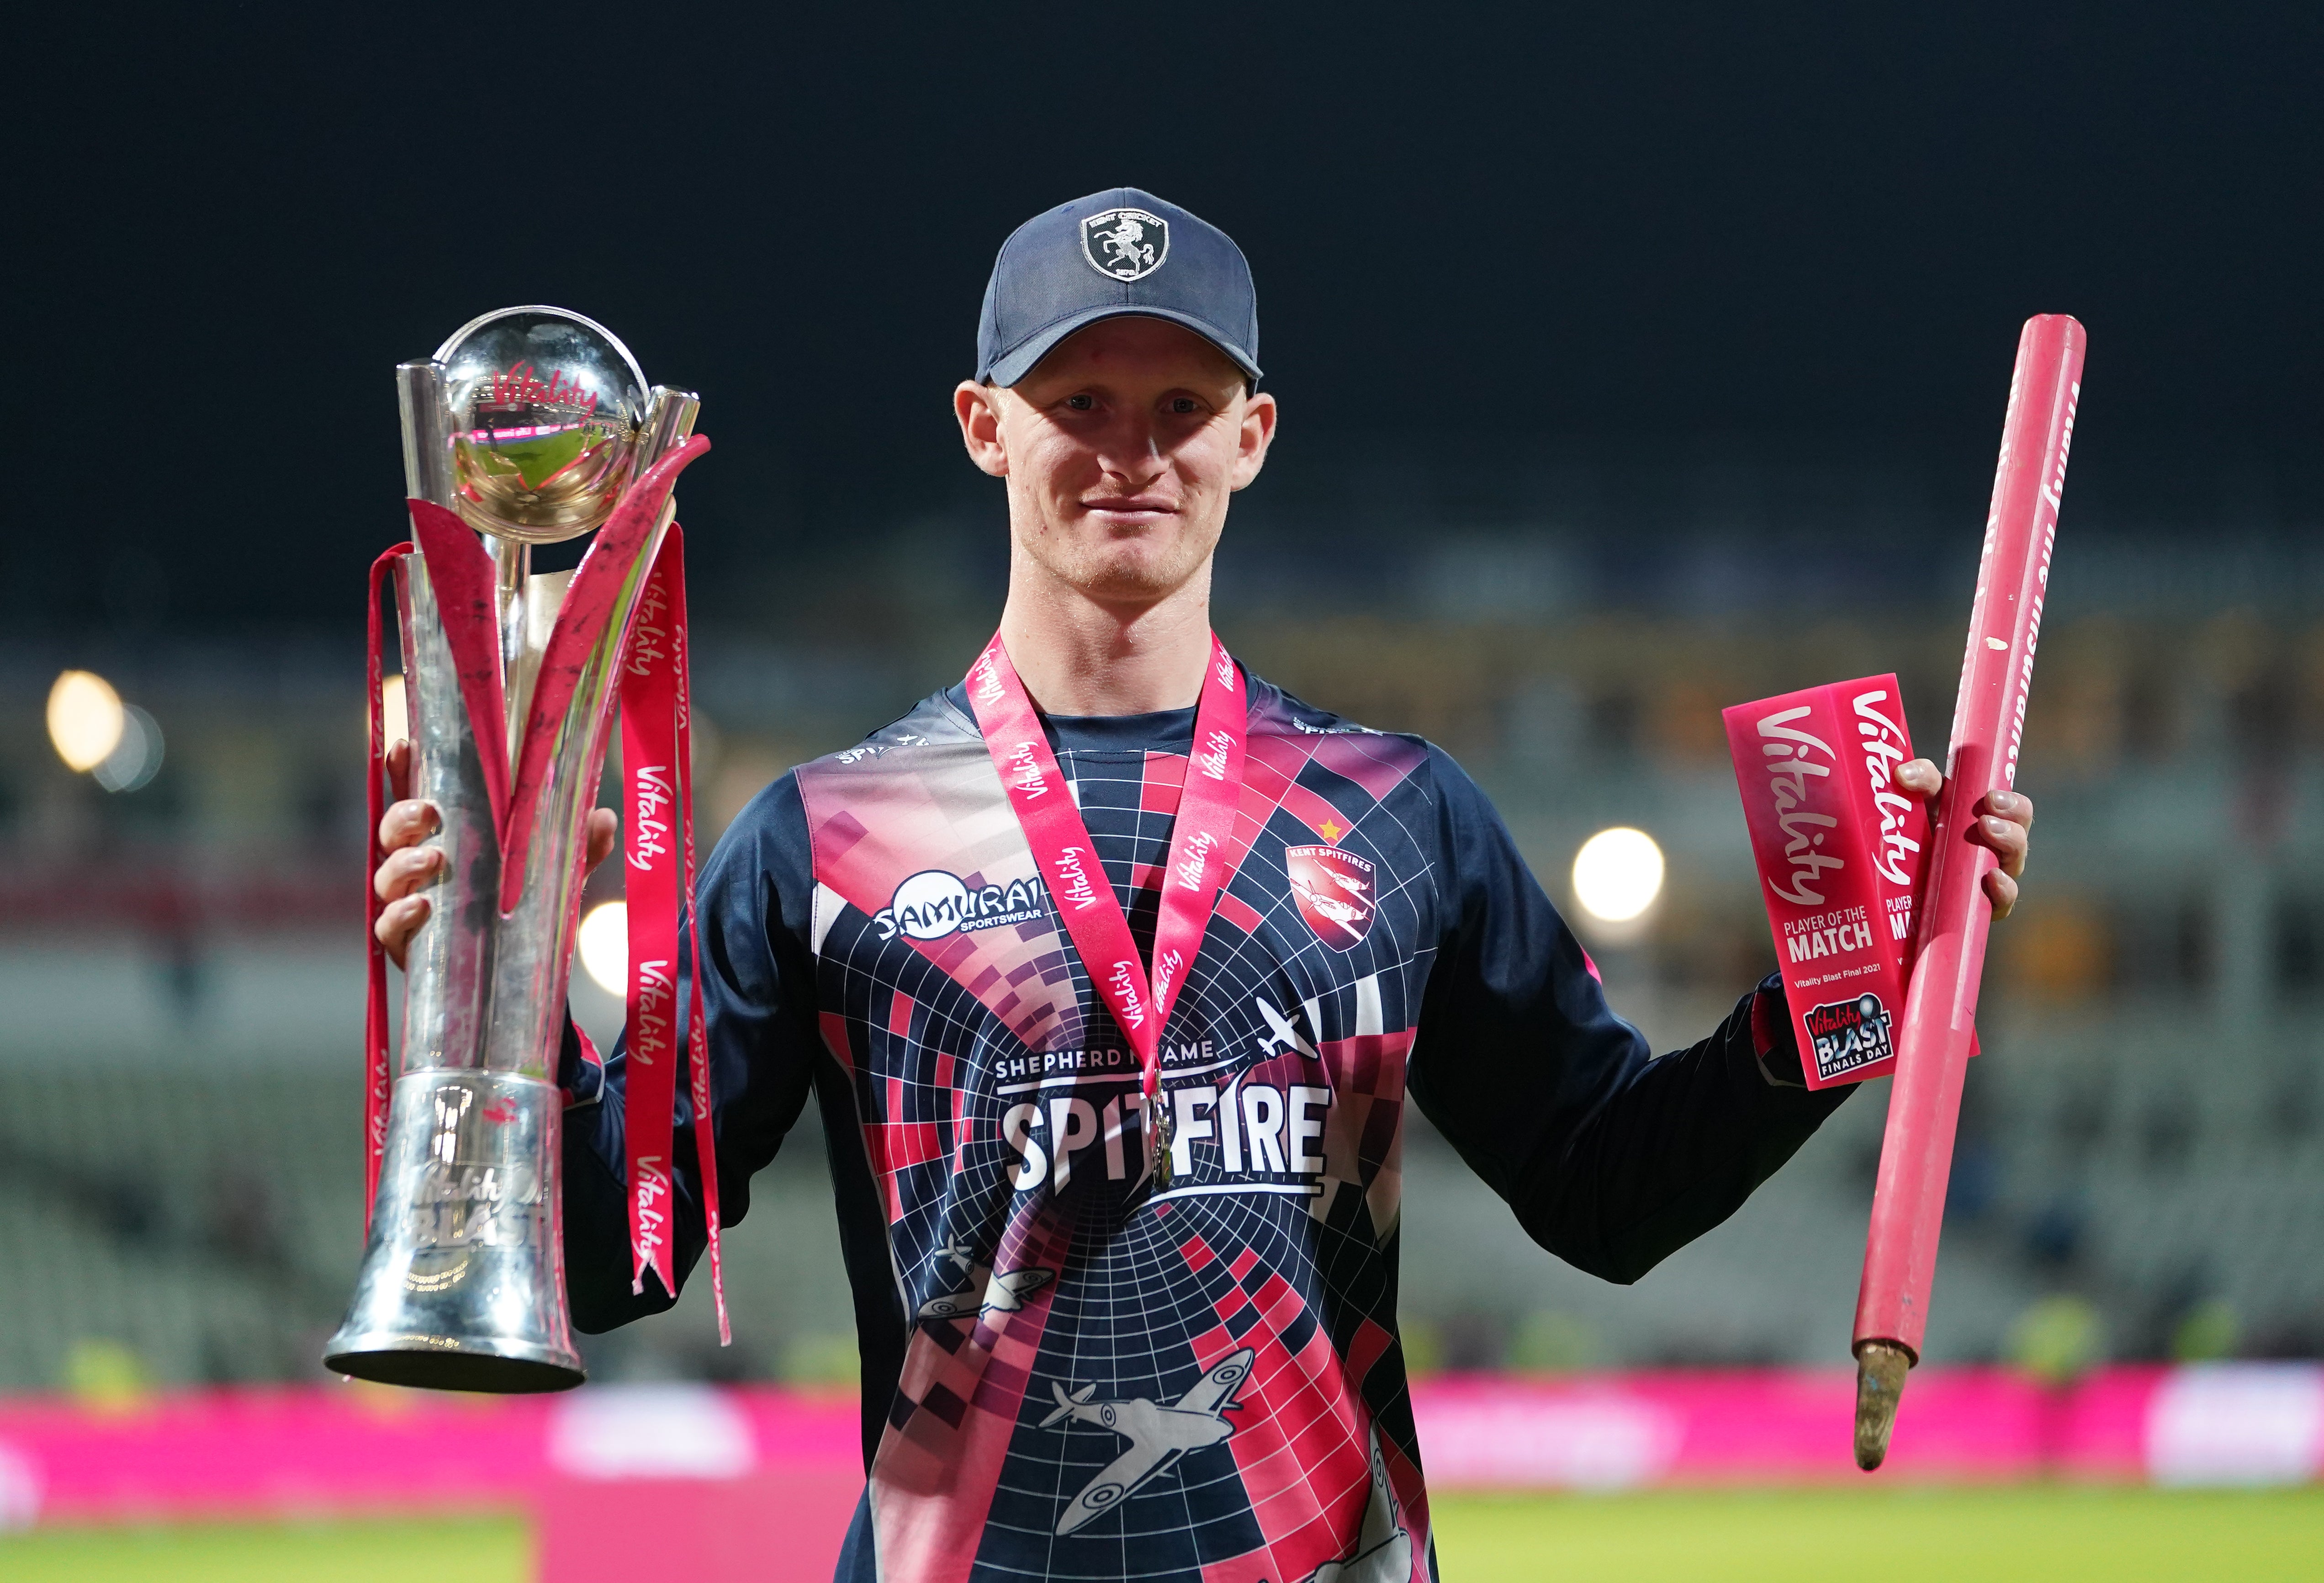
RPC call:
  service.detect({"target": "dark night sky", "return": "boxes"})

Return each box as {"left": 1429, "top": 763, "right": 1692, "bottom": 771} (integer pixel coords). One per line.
{"left": 10, "top": 5, "right": 2319, "bottom": 636}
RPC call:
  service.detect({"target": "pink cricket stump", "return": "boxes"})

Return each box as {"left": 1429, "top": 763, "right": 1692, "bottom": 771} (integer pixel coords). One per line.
{"left": 1851, "top": 314, "right": 2086, "bottom": 1470}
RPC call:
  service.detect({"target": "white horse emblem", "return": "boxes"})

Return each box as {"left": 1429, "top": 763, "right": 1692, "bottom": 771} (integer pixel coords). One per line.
{"left": 1080, "top": 208, "right": 1170, "bottom": 281}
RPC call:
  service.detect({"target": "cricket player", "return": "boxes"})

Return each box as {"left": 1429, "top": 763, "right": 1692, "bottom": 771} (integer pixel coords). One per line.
{"left": 373, "top": 189, "right": 2034, "bottom": 1581}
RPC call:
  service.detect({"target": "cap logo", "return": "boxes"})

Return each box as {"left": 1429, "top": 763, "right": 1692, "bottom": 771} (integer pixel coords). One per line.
{"left": 1080, "top": 208, "right": 1170, "bottom": 282}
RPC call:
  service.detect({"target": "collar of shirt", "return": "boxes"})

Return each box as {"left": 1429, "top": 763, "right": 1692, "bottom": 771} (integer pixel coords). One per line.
{"left": 943, "top": 680, "right": 1197, "bottom": 755}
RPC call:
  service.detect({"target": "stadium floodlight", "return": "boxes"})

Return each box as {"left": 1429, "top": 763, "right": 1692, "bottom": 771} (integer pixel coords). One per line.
{"left": 577, "top": 901, "right": 629, "bottom": 995}
{"left": 48, "top": 669, "right": 126, "bottom": 772}
{"left": 92, "top": 706, "right": 164, "bottom": 794}
{"left": 1572, "top": 827, "right": 1664, "bottom": 924}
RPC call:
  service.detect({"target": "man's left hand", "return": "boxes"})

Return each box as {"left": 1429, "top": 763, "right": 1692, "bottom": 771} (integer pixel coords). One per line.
{"left": 1894, "top": 759, "right": 2033, "bottom": 919}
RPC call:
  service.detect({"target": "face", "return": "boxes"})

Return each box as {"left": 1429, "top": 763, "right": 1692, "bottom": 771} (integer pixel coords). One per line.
{"left": 955, "top": 317, "right": 1277, "bottom": 609}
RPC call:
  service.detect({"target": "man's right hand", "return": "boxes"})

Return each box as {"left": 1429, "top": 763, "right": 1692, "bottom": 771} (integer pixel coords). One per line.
{"left": 372, "top": 739, "right": 619, "bottom": 970}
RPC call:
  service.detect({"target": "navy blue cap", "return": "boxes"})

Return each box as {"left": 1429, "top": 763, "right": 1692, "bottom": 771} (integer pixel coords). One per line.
{"left": 975, "top": 188, "right": 1261, "bottom": 388}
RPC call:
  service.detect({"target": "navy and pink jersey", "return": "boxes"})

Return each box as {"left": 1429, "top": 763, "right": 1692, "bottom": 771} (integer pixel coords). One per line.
{"left": 560, "top": 669, "right": 1847, "bottom": 1583}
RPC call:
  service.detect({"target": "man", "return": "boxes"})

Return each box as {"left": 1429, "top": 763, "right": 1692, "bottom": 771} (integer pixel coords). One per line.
{"left": 375, "top": 189, "right": 2034, "bottom": 1581}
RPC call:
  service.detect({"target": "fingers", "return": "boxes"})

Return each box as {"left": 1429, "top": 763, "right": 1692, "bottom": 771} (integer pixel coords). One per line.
{"left": 584, "top": 807, "right": 619, "bottom": 873}
{"left": 1984, "top": 867, "right": 2019, "bottom": 920}
{"left": 373, "top": 775, "right": 441, "bottom": 972}
{"left": 374, "top": 840, "right": 445, "bottom": 904}
{"left": 1969, "top": 787, "right": 2032, "bottom": 919}
{"left": 378, "top": 797, "right": 440, "bottom": 855}
{"left": 1969, "top": 811, "right": 2029, "bottom": 878}
{"left": 1980, "top": 786, "right": 2033, "bottom": 832}
{"left": 375, "top": 892, "right": 430, "bottom": 972}
{"left": 1969, "top": 790, "right": 2032, "bottom": 879}
{"left": 1893, "top": 758, "right": 1943, "bottom": 798}
{"left": 374, "top": 805, "right": 614, "bottom": 971}
{"left": 1895, "top": 762, "right": 2035, "bottom": 914}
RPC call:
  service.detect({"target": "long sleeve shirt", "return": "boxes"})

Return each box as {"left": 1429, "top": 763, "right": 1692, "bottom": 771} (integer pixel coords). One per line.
{"left": 557, "top": 669, "right": 1847, "bottom": 1583}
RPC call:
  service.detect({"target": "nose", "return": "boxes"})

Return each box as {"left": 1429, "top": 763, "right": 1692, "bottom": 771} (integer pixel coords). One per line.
{"left": 1091, "top": 408, "right": 1167, "bottom": 489}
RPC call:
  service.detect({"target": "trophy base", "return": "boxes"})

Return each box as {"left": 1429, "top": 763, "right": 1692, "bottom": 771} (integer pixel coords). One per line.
{"left": 325, "top": 1070, "right": 586, "bottom": 1396}
{"left": 325, "top": 1334, "right": 584, "bottom": 1394}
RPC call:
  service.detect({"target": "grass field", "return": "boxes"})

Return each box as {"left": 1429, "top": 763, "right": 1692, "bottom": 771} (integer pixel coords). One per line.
{"left": 1, "top": 1487, "right": 2319, "bottom": 1581}
{"left": 0, "top": 1514, "right": 529, "bottom": 1582}
{"left": 1435, "top": 1487, "right": 2324, "bottom": 1580}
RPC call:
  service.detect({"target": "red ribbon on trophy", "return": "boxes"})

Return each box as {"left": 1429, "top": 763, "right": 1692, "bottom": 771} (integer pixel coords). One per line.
{"left": 618, "top": 527, "right": 727, "bottom": 1337}
{"left": 363, "top": 542, "right": 413, "bottom": 1223}
{"left": 967, "top": 632, "right": 1248, "bottom": 1185}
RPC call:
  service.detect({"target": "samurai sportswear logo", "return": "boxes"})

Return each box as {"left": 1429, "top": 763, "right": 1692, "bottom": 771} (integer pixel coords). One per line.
{"left": 875, "top": 871, "right": 1050, "bottom": 943}
{"left": 1081, "top": 208, "right": 1169, "bottom": 281}
{"left": 1805, "top": 993, "right": 1894, "bottom": 1082}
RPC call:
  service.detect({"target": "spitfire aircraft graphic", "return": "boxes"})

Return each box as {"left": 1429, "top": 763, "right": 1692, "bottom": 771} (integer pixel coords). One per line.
{"left": 928, "top": 1234, "right": 976, "bottom": 1281}
{"left": 1042, "top": 1349, "right": 1255, "bottom": 1536}
{"left": 916, "top": 1263, "right": 1053, "bottom": 1320}
{"left": 1296, "top": 1436, "right": 1412, "bottom": 1583}
{"left": 1253, "top": 997, "right": 1318, "bottom": 1060}
{"left": 1289, "top": 876, "right": 1368, "bottom": 938}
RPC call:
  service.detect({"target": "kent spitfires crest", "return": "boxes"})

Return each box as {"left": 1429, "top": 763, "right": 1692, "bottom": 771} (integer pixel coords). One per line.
{"left": 1081, "top": 208, "right": 1170, "bottom": 282}
{"left": 1286, "top": 845, "right": 1375, "bottom": 949}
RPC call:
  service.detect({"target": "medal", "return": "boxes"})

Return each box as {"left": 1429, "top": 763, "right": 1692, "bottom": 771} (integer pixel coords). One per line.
{"left": 967, "top": 632, "right": 1247, "bottom": 1192}
{"left": 1150, "top": 1102, "right": 1175, "bottom": 1190}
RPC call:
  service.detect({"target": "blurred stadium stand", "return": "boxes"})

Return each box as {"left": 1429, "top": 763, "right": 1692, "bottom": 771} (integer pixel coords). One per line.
{"left": 2, "top": 452, "right": 2318, "bottom": 1393}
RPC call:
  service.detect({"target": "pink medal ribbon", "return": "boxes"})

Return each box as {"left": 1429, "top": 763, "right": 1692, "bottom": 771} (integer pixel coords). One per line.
{"left": 967, "top": 632, "right": 1248, "bottom": 1186}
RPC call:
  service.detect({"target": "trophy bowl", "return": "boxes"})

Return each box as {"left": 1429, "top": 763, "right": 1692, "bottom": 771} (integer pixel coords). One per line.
{"left": 436, "top": 306, "right": 650, "bottom": 544}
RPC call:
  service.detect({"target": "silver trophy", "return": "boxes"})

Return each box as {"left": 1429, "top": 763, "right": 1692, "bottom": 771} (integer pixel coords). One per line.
{"left": 325, "top": 307, "right": 700, "bottom": 1392}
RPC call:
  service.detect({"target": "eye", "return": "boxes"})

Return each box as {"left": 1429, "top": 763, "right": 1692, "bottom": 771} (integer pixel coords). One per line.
{"left": 1170, "top": 398, "right": 1199, "bottom": 414}
{"left": 1064, "top": 393, "right": 1095, "bottom": 411}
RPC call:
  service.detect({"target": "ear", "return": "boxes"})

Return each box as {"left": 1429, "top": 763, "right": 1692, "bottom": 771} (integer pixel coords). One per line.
{"left": 955, "top": 381, "right": 1009, "bottom": 478}
{"left": 1228, "top": 391, "right": 1279, "bottom": 492}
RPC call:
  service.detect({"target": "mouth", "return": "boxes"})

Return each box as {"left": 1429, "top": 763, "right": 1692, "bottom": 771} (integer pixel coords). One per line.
{"left": 1080, "top": 495, "right": 1177, "bottom": 525}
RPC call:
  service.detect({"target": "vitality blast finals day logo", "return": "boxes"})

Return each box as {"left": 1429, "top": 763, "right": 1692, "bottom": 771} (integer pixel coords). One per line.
{"left": 1805, "top": 993, "right": 1895, "bottom": 1083}
{"left": 875, "top": 870, "right": 1051, "bottom": 943}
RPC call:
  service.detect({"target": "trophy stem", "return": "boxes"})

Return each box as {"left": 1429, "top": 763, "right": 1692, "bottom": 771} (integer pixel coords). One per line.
{"left": 494, "top": 538, "right": 532, "bottom": 765}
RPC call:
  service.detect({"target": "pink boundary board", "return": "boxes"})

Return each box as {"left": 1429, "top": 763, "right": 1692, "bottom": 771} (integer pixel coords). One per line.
{"left": 4, "top": 1365, "right": 2317, "bottom": 1532}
